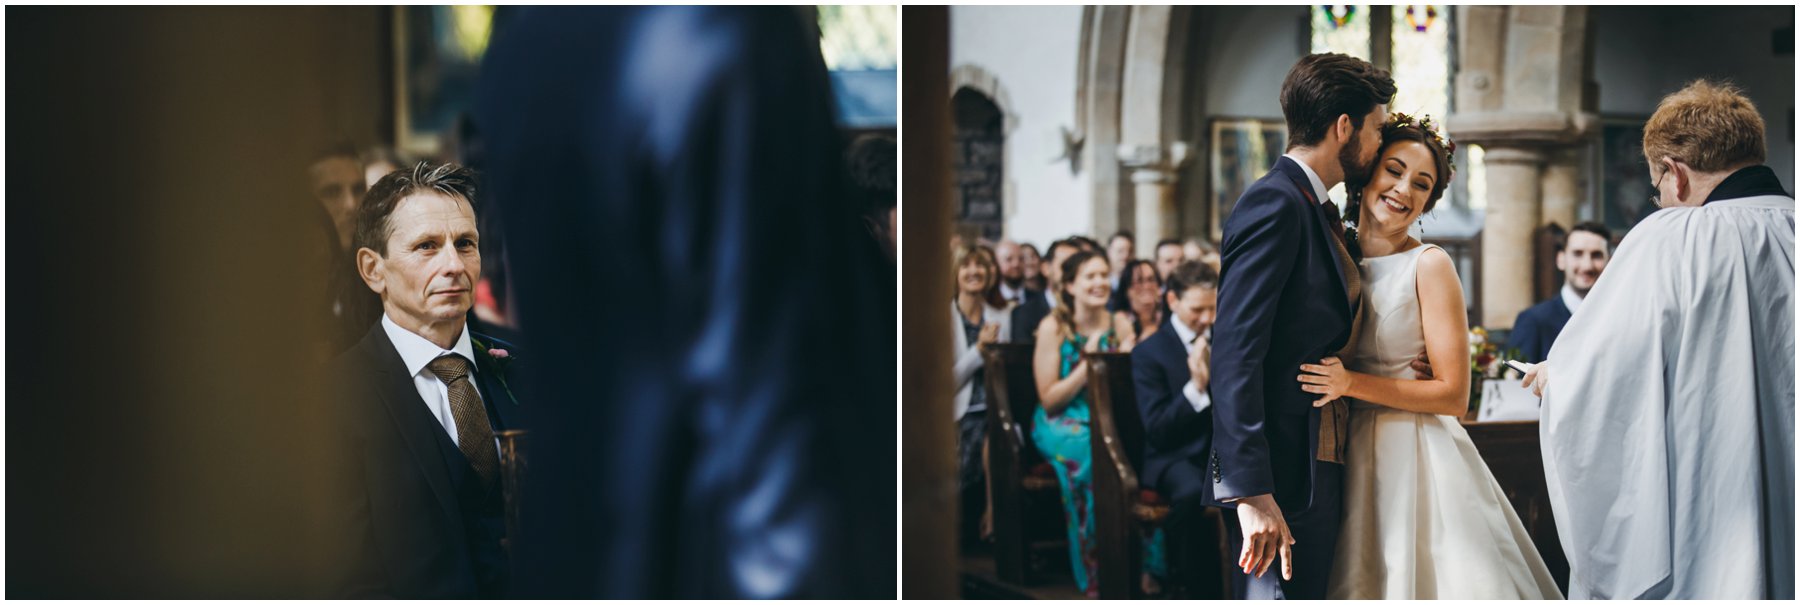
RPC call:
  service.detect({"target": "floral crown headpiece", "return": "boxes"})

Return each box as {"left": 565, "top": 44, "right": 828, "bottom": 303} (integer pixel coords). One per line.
{"left": 1387, "top": 112, "right": 1456, "bottom": 184}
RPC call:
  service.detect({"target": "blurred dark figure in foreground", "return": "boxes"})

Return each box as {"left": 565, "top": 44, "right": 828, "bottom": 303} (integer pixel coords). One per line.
{"left": 848, "top": 133, "right": 897, "bottom": 264}
{"left": 312, "top": 143, "right": 385, "bottom": 354}
{"left": 476, "top": 6, "right": 897, "bottom": 598}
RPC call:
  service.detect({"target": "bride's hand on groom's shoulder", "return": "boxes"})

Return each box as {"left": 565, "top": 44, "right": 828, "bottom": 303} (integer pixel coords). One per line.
{"left": 1298, "top": 356, "right": 1351, "bottom": 406}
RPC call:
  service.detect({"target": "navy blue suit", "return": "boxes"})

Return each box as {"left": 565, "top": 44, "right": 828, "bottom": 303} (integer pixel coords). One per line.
{"left": 475, "top": 7, "right": 894, "bottom": 598}
{"left": 1134, "top": 318, "right": 1228, "bottom": 596}
{"left": 1207, "top": 156, "right": 1357, "bottom": 599}
{"left": 328, "top": 323, "right": 519, "bottom": 598}
{"left": 1509, "top": 297, "right": 1571, "bottom": 363}
{"left": 1132, "top": 319, "right": 1211, "bottom": 503}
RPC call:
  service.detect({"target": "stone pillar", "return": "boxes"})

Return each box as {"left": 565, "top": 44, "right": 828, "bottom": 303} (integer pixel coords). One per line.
{"left": 1540, "top": 147, "right": 1582, "bottom": 229}
{"left": 1479, "top": 146, "right": 1545, "bottom": 328}
{"left": 1118, "top": 142, "right": 1189, "bottom": 242}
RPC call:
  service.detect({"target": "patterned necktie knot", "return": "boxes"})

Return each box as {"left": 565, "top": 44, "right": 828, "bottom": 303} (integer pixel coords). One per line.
{"left": 426, "top": 355, "right": 472, "bottom": 384}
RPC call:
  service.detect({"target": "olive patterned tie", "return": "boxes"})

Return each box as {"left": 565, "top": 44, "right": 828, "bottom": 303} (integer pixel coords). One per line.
{"left": 426, "top": 355, "right": 500, "bottom": 486}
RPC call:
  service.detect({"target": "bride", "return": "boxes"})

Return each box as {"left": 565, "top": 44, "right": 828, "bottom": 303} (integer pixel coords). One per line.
{"left": 1296, "top": 114, "right": 1562, "bottom": 599}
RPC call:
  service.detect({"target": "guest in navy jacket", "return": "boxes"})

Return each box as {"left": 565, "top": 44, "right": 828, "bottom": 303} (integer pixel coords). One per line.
{"left": 1132, "top": 260, "right": 1222, "bottom": 596}
{"left": 1510, "top": 222, "right": 1612, "bottom": 363}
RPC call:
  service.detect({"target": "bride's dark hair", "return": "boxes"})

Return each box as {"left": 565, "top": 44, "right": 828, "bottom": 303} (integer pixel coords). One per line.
{"left": 1343, "top": 113, "right": 1455, "bottom": 255}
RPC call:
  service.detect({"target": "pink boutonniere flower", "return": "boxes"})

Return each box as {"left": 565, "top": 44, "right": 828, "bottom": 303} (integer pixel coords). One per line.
{"left": 489, "top": 348, "right": 511, "bottom": 360}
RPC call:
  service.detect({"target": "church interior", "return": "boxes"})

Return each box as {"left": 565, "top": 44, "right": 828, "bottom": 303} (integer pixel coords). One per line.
{"left": 11, "top": 6, "right": 895, "bottom": 597}
{"left": 901, "top": 5, "right": 1795, "bottom": 599}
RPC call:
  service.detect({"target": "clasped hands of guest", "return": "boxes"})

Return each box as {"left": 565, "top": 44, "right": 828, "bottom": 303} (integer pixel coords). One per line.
{"left": 1298, "top": 352, "right": 1434, "bottom": 406}
{"left": 977, "top": 322, "right": 1001, "bottom": 346}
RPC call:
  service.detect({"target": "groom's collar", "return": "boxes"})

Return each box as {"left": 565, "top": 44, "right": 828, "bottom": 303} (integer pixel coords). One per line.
{"left": 1281, "top": 153, "right": 1332, "bottom": 206}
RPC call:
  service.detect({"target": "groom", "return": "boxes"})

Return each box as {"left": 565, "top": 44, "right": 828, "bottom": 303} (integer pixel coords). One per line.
{"left": 1206, "top": 53, "right": 1393, "bottom": 599}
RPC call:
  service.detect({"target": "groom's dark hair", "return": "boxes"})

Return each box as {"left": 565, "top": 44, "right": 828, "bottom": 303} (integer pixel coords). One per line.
{"left": 1280, "top": 53, "right": 1396, "bottom": 150}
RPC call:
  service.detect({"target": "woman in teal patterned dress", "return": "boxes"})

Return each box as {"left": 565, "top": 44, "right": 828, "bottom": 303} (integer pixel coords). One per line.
{"left": 1031, "top": 250, "right": 1165, "bottom": 596}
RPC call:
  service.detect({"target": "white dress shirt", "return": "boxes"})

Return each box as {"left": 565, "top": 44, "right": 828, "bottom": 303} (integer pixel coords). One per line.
{"left": 1169, "top": 318, "right": 1212, "bottom": 413}
{"left": 1283, "top": 152, "right": 1333, "bottom": 205}
{"left": 999, "top": 282, "right": 1024, "bottom": 305}
{"left": 381, "top": 314, "right": 486, "bottom": 446}
{"left": 1560, "top": 283, "right": 1584, "bottom": 316}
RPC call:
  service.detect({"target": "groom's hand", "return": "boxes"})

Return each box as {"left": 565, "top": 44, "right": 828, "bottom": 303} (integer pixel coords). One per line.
{"left": 1235, "top": 493, "right": 1294, "bottom": 581}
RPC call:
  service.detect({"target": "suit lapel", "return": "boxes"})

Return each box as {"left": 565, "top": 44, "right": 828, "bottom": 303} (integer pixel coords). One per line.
{"left": 1279, "top": 162, "right": 1355, "bottom": 314}
{"left": 469, "top": 342, "right": 515, "bottom": 431}
{"left": 366, "top": 326, "right": 462, "bottom": 525}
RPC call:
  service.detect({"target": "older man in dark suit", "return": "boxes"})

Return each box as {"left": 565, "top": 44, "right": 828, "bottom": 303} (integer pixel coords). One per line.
{"left": 329, "top": 162, "right": 520, "bottom": 598}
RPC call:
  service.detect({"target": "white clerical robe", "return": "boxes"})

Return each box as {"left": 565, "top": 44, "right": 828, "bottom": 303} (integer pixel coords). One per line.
{"left": 1540, "top": 194, "right": 1795, "bottom": 599}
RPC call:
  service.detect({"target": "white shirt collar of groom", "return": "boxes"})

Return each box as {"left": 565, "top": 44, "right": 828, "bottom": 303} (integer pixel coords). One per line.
{"left": 382, "top": 313, "right": 479, "bottom": 379}
{"left": 1283, "top": 152, "right": 1332, "bottom": 205}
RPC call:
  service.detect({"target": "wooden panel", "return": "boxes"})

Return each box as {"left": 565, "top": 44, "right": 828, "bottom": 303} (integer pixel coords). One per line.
{"left": 981, "top": 342, "right": 1066, "bottom": 586}
{"left": 1085, "top": 352, "right": 1145, "bottom": 599}
{"left": 1461, "top": 420, "right": 1570, "bottom": 594}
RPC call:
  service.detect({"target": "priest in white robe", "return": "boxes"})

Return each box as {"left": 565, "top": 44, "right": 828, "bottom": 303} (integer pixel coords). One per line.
{"left": 1528, "top": 80, "right": 1794, "bottom": 600}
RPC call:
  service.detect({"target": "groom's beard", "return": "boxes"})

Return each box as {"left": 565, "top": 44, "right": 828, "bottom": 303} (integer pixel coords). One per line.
{"left": 1339, "top": 134, "right": 1375, "bottom": 185}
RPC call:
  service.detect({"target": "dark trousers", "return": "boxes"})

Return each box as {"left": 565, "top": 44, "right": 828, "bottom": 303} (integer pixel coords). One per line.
{"left": 1225, "top": 462, "right": 1342, "bottom": 600}
{"left": 1161, "top": 460, "right": 1227, "bottom": 598}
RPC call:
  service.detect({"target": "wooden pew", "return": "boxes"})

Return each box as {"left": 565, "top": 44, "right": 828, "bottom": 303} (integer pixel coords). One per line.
{"left": 1087, "top": 351, "right": 1233, "bottom": 600}
{"left": 980, "top": 342, "right": 1067, "bottom": 586}
{"left": 1461, "top": 419, "right": 1571, "bottom": 594}
{"left": 1085, "top": 351, "right": 1163, "bottom": 598}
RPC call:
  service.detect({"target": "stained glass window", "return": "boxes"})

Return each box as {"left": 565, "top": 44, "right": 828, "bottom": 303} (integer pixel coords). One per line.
{"left": 1389, "top": 5, "right": 1473, "bottom": 209}
{"left": 1311, "top": 5, "right": 1371, "bottom": 59}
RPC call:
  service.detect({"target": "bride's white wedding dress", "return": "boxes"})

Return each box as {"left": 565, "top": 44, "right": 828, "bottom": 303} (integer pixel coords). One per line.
{"left": 1326, "top": 243, "right": 1563, "bottom": 599}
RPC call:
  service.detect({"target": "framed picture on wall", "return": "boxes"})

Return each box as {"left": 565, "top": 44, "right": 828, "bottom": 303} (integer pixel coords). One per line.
{"left": 1210, "top": 118, "right": 1287, "bottom": 241}
{"left": 394, "top": 6, "right": 504, "bottom": 158}
{"left": 1597, "top": 117, "right": 1655, "bottom": 236}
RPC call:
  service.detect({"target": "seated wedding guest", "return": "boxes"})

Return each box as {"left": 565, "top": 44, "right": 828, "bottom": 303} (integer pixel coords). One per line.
{"left": 1031, "top": 250, "right": 1159, "bottom": 597}
{"left": 1530, "top": 79, "right": 1793, "bottom": 599}
{"left": 995, "top": 239, "right": 1042, "bottom": 306}
{"left": 949, "top": 244, "right": 1012, "bottom": 547}
{"left": 1020, "top": 242, "right": 1046, "bottom": 292}
{"left": 312, "top": 143, "right": 383, "bottom": 354}
{"left": 1070, "top": 234, "right": 1103, "bottom": 255}
{"left": 1509, "top": 221, "right": 1610, "bottom": 362}
{"left": 847, "top": 133, "right": 896, "bottom": 264}
{"left": 1120, "top": 259, "right": 1165, "bottom": 341}
{"left": 1105, "top": 230, "right": 1135, "bottom": 311}
{"left": 1182, "top": 237, "right": 1220, "bottom": 273}
{"left": 360, "top": 146, "right": 408, "bottom": 196}
{"left": 1153, "top": 238, "right": 1184, "bottom": 279}
{"left": 1132, "top": 260, "right": 1221, "bottom": 598}
{"left": 1012, "top": 237, "right": 1078, "bottom": 343}
{"left": 312, "top": 142, "right": 368, "bottom": 252}
{"left": 328, "top": 162, "right": 517, "bottom": 598}
{"left": 476, "top": 6, "right": 894, "bottom": 597}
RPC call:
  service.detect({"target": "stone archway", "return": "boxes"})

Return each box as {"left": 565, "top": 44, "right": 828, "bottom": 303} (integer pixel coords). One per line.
{"left": 950, "top": 64, "right": 1018, "bottom": 240}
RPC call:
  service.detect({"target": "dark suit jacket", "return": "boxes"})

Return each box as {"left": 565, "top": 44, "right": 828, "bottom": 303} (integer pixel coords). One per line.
{"left": 1011, "top": 292, "right": 1051, "bottom": 343}
{"left": 475, "top": 6, "right": 895, "bottom": 598}
{"left": 1509, "top": 297, "right": 1571, "bottom": 363}
{"left": 329, "top": 323, "right": 518, "bottom": 598}
{"left": 1207, "top": 156, "right": 1356, "bottom": 512}
{"left": 1132, "top": 318, "right": 1211, "bottom": 502}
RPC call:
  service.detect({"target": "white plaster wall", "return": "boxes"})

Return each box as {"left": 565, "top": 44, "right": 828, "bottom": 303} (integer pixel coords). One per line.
{"left": 950, "top": 5, "right": 1088, "bottom": 248}
{"left": 1202, "top": 6, "right": 1307, "bottom": 119}
{"left": 1594, "top": 5, "right": 1795, "bottom": 188}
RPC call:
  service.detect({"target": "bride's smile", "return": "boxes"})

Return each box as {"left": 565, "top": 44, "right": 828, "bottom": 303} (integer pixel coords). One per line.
{"left": 1359, "top": 140, "right": 1437, "bottom": 236}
